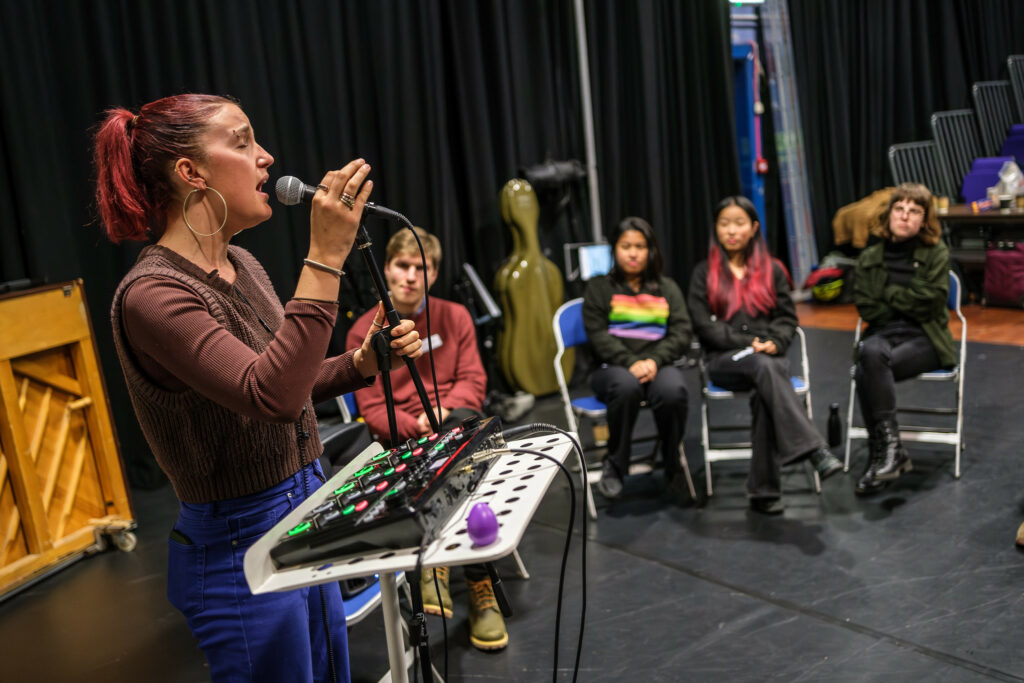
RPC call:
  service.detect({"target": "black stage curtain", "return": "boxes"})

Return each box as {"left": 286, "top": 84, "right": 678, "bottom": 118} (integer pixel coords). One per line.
{"left": 586, "top": 0, "right": 740, "bottom": 283}
{"left": 788, "top": 0, "right": 1024, "bottom": 253}
{"left": 0, "top": 0, "right": 737, "bottom": 485}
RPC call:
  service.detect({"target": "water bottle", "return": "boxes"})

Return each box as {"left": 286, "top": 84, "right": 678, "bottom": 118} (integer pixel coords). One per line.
{"left": 827, "top": 403, "right": 842, "bottom": 448}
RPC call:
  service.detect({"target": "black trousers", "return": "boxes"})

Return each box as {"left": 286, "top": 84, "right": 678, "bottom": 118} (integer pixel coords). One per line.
{"left": 706, "top": 352, "right": 824, "bottom": 499}
{"left": 855, "top": 324, "right": 941, "bottom": 432}
{"left": 590, "top": 364, "right": 689, "bottom": 477}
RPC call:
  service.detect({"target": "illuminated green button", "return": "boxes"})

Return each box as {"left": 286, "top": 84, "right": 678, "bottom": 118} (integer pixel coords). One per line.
{"left": 417, "top": 436, "right": 429, "bottom": 444}
{"left": 386, "top": 488, "right": 399, "bottom": 497}
{"left": 333, "top": 481, "right": 356, "bottom": 495}
{"left": 383, "top": 467, "right": 395, "bottom": 476}
{"left": 433, "top": 442, "right": 445, "bottom": 451}
{"left": 342, "top": 504, "right": 356, "bottom": 515}
{"left": 354, "top": 466, "right": 375, "bottom": 477}
{"left": 373, "top": 451, "right": 390, "bottom": 461}
{"left": 287, "top": 521, "right": 312, "bottom": 536}
{"left": 401, "top": 452, "right": 412, "bottom": 459}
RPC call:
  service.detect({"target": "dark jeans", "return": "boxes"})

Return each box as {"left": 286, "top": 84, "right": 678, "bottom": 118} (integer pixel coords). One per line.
{"left": 855, "top": 324, "right": 941, "bottom": 432}
{"left": 170, "top": 460, "right": 350, "bottom": 683}
{"left": 706, "top": 351, "right": 824, "bottom": 499}
{"left": 590, "top": 364, "right": 689, "bottom": 477}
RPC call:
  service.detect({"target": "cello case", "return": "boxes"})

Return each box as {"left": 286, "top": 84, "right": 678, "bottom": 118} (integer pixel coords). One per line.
{"left": 494, "top": 179, "right": 572, "bottom": 396}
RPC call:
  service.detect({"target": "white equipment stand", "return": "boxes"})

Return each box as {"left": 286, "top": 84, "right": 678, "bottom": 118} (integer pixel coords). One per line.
{"left": 245, "top": 432, "right": 576, "bottom": 683}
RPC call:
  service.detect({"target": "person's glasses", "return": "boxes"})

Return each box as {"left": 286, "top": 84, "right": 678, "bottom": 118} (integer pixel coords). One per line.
{"left": 892, "top": 205, "right": 924, "bottom": 218}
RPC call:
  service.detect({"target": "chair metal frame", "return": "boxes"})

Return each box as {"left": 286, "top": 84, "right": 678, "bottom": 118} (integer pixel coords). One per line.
{"left": 888, "top": 140, "right": 956, "bottom": 201}
{"left": 931, "top": 109, "right": 985, "bottom": 199}
{"left": 699, "top": 327, "right": 821, "bottom": 497}
{"left": 972, "top": 80, "right": 1016, "bottom": 157}
{"left": 1007, "top": 56, "right": 1024, "bottom": 122}
{"left": 843, "top": 271, "right": 967, "bottom": 479}
{"left": 552, "top": 297, "right": 697, "bottom": 518}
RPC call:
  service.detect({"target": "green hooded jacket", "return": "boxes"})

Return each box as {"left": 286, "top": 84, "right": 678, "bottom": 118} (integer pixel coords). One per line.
{"left": 853, "top": 238, "right": 957, "bottom": 368}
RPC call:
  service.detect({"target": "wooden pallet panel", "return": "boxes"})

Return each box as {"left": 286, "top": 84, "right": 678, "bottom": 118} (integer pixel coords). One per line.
{"left": 0, "top": 281, "right": 134, "bottom": 597}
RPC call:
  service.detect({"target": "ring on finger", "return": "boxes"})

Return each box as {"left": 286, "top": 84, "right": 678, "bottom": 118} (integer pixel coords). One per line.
{"left": 340, "top": 192, "right": 356, "bottom": 209}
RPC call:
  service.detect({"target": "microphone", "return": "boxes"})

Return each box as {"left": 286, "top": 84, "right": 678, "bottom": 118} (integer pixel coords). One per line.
{"left": 275, "top": 175, "right": 404, "bottom": 221}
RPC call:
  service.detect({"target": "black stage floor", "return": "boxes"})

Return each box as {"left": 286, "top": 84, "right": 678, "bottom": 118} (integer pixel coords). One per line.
{"left": 2, "top": 328, "right": 1023, "bottom": 682}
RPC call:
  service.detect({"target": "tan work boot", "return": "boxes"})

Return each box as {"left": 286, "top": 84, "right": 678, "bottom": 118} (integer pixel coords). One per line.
{"left": 1016, "top": 521, "right": 1024, "bottom": 548}
{"left": 420, "top": 566, "right": 452, "bottom": 618}
{"left": 467, "top": 576, "right": 508, "bottom": 650}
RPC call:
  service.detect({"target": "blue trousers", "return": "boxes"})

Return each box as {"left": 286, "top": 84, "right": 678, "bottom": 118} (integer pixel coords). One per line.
{"left": 168, "top": 461, "right": 350, "bottom": 683}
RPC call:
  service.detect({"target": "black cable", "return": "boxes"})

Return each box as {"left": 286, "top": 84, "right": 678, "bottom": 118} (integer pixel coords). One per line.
{"left": 500, "top": 423, "right": 588, "bottom": 682}
{"left": 412, "top": 529, "right": 435, "bottom": 683}
{"left": 396, "top": 222, "right": 443, "bottom": 425}
{"left": 494, "top": 446, "right": 576, "bottom": 683}
{"left": 391, "top": 219, "right": 448, "bottom": 679}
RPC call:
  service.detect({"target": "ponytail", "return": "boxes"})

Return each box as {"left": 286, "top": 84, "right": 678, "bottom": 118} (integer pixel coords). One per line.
{"left": 94, "top": 109, "right": 150, "bottom": 243}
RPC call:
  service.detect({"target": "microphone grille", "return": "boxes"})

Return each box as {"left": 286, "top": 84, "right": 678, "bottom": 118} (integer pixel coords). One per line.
{"left": 275, "top": 176, "right": 304, "bottom": 206}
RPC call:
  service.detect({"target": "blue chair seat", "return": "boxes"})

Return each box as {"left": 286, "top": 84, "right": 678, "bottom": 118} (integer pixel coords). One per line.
{"left": 706, "top": 375, "right": 806, "bottom": 397}
{"left": 917, "top": 367, "right": 958, "bottom": 381}
{"left": 344, "top": 573, "right": 405, "bottom": 627}
{"left": 570, "top": 395, "right": 607, "bottom": 416}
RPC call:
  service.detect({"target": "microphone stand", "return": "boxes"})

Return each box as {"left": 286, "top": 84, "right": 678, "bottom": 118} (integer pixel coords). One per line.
{"left": 354, "top": 224, "right": 440, "bottom": 683}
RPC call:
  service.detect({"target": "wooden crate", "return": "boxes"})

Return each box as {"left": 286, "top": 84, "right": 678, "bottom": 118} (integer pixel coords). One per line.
{"left": 0, "top": 280, "right": 134, "bottom": 598}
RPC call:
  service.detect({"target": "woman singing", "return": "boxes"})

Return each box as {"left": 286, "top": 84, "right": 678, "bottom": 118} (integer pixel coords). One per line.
{"left": 94, "top": 93, "right": 421, "bottom": 682}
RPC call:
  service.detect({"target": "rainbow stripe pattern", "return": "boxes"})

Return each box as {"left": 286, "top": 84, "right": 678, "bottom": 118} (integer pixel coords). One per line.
{"left": 608, "top": 293, "right": 668, "bottom": 340}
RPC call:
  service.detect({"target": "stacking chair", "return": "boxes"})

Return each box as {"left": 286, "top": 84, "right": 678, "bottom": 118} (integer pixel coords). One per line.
{"left": 931, "top": 109, "right": 987, "bottom": 200}
{"left": 888, "top": 141, "right": 956, "bottom": 200}
{"left": 972, "top": 81, "right": 1016, "bottom": 157}
{"left": 552, "top": 298, "right": 697, "bottom": 518}
{"left": 1007, "top": 55, "right": 1024, "bottom": 122}
{"left": 699, "top": 327, "right": 821, "bottom": 497}
{"left": 843, "top": 271, "right": 967, "bottom": 478}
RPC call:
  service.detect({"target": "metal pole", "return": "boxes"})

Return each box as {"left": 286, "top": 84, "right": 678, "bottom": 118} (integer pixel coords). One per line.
{"left": 574, "top": 0, "right": 603, "bottom": 242}
{"left": 380, "top": 573, "right": 409, "bottom": 683}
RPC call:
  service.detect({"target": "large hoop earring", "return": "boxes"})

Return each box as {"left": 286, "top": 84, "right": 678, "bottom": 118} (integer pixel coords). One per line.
{"left": 182, "top": 187, "right": 228, "bottom": 237}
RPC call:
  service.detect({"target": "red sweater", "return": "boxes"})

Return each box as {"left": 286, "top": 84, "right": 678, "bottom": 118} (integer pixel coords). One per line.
{"left": 346, "top": 297, "right": 486, "bottom": 442}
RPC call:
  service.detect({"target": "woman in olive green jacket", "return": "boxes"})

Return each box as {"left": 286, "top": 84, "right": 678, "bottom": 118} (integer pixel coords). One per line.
{"left": 852, "top": 182, "right": 955, "bottom": 495}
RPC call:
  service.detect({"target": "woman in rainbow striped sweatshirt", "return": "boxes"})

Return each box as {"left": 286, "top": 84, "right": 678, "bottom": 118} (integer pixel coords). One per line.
{"left": 582, "top": 217, "right": 693, "bottom": 500}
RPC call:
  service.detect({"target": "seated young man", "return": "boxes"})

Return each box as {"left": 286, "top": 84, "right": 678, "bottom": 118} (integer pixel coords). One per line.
{"left": 345, "top": 227, "right": 507, "bottom": 651}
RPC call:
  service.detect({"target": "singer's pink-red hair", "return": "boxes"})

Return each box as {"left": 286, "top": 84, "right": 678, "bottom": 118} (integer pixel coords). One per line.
{"left": 93, "top": 93, "right": 234, "bottom": 243}
{"left": 706, "top": 196, "right": 788, "bottom": 320}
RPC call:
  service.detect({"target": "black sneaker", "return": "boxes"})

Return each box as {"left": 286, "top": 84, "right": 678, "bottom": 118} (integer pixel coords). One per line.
{"left": 596, "top": 460, "right": 623, "bottom": 499}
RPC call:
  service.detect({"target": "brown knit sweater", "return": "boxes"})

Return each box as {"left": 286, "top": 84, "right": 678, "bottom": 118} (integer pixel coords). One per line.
{"left": 111, "top": 245, "right": 370, "bottom": 502}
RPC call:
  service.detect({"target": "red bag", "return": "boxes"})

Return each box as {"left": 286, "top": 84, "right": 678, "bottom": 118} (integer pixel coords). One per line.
{"left": 984, "top": 241, "right": 1024, "bottom": 308}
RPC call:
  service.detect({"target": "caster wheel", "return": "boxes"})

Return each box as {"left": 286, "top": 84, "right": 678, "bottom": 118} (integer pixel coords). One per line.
{"left": 113, "top": 530, "right": 138, "bottom": 552}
